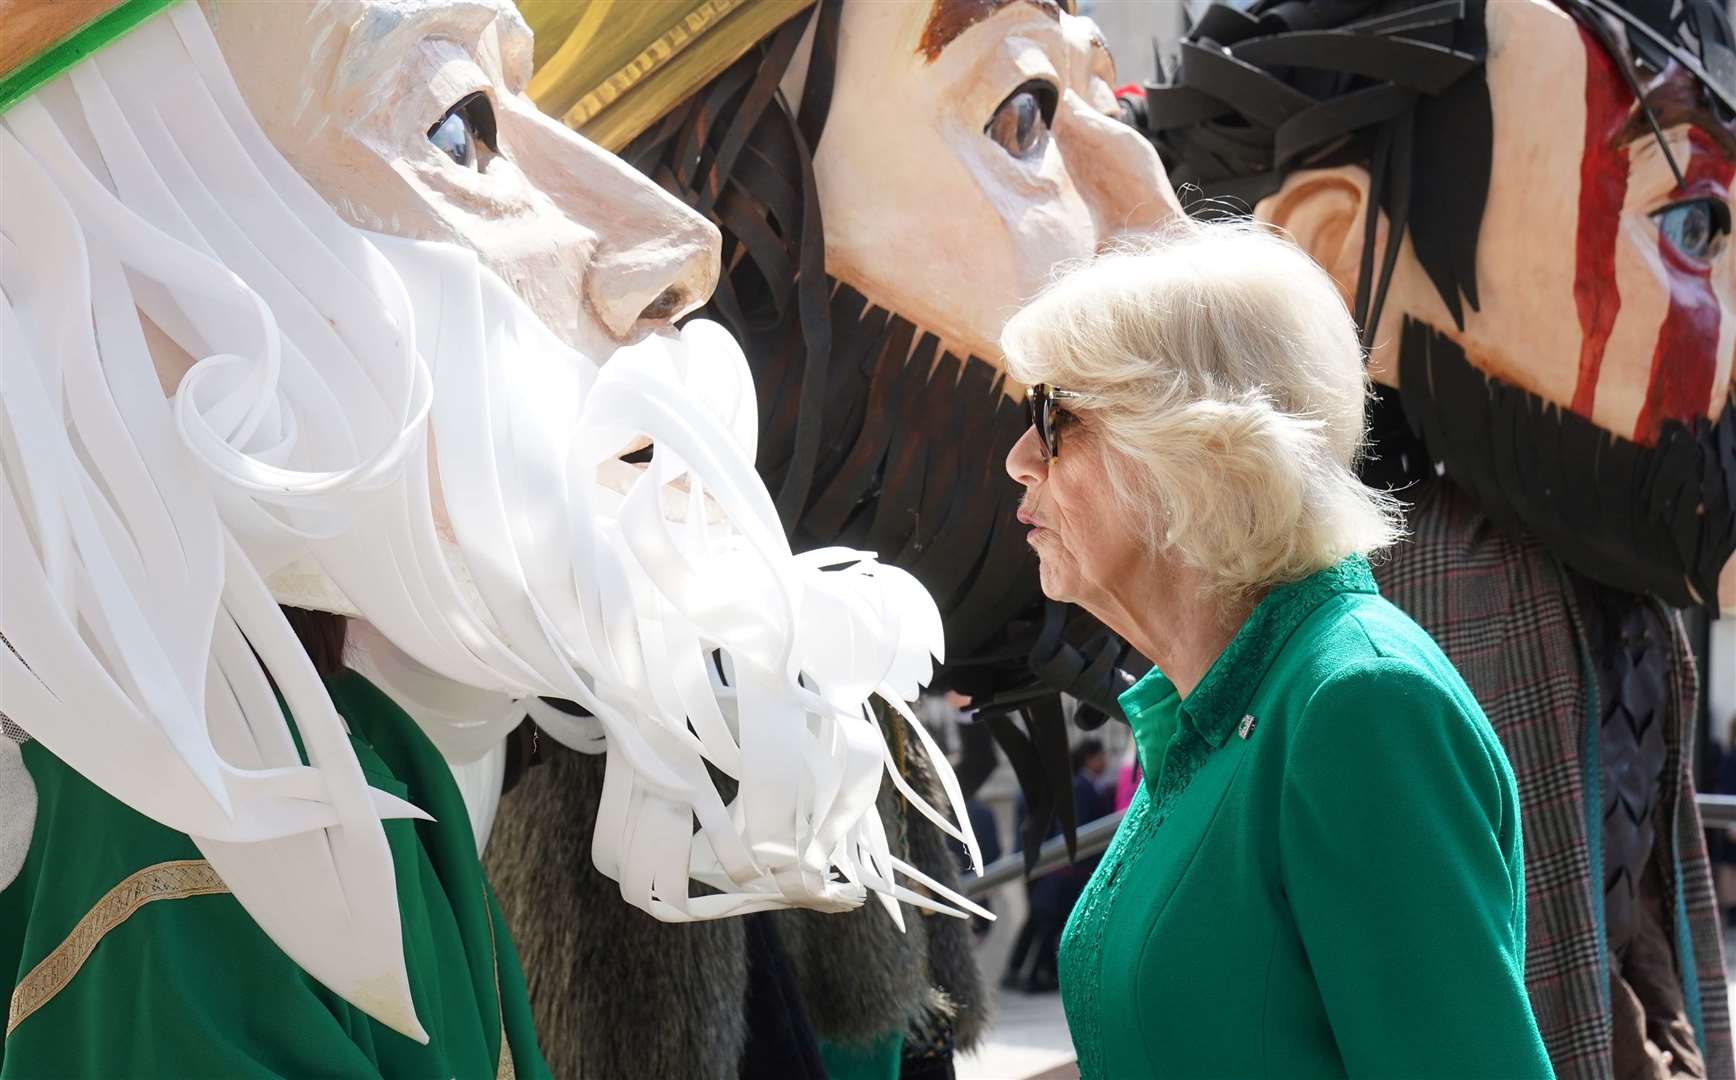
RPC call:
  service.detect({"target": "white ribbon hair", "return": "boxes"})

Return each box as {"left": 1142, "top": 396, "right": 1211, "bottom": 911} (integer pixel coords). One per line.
{"left": 0, "top": 2, "right": 983, "bottom": 1041}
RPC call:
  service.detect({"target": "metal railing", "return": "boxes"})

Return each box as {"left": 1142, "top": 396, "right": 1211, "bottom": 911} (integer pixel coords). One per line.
{"left": 964, "top": 794, "right": 1736, "bottom": 898}
{"left": 1701, "top": 793, "right": 1736, "bottom": 827}
{"left": 965, "top": 810, "right": 1125, "bottom": 897}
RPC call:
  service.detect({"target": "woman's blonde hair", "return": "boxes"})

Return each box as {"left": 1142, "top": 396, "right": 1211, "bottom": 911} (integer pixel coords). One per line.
{"left": 1001, "top": 217, "right": 1403, "bottom": 601}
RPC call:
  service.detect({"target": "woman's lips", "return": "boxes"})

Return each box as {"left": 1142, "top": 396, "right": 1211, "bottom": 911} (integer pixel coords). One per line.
{"left": 1017, "top": 509, "right": 1048, "bottom": 545}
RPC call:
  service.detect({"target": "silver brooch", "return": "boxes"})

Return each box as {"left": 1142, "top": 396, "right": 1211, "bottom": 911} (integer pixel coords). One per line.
{"left": 1238, "top": 714, "right": 1258, "bottom": 740}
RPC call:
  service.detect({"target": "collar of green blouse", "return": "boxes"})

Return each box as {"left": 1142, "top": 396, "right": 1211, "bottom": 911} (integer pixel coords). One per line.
{"left": 1119, "top": 554, "right": 1380, "bottom": 755}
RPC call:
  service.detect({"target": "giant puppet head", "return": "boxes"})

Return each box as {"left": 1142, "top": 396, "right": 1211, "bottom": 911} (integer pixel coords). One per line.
{"left": 526, "top": 0, "right": 1181, "bottom": 841}
{"left": 0, "top": 0, "right": 981, "bottom": 1042}
{"left": 1145, "top": 0, "right": 1736, "bottom": 614}
{"left": 783, "top": 0, "right": 1178, "bottom": 365}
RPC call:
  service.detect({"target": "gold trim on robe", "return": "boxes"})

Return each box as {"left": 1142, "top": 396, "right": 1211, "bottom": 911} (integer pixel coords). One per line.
{"left": 6, "top": 859, "right": 228, "bottom": 1036}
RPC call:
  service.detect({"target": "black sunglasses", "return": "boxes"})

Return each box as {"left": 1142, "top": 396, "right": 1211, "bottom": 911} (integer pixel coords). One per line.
{"left": 1025, "top": 383, "right": 1082, "bottom": 461}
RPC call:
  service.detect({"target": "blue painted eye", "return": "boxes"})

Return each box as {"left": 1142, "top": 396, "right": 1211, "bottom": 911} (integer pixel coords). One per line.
{"left": 1653, "top": 198, "right": 1730, "bottom": 262}
{"left": 427, "top": 92, "right": 497, "bottom": 170}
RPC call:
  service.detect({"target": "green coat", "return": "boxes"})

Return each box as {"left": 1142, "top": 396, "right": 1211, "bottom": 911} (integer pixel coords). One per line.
{"left": 1058, "top": 556, "right": 1551, "bottom": 1078}
{"left": 0, "top": 670, "right": 548, "bottom": 1080}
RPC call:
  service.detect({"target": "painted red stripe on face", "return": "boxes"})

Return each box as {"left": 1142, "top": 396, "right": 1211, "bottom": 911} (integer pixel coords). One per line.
{"left": 1570, "top": 27, "right": 1634, "bottom": 418}
{"left": 1635, "top": 129, "right": 1735, "bottom": 444}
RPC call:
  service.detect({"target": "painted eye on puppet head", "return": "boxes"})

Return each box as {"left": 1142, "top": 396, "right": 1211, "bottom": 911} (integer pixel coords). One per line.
{"left": 427, "top": 91, "right": 498, "bottom": 170}
{"left": 1652, "top": 197, "right": 1731, "bottom": 263}
{"left": 986, "top": 80, "right": 1057, "bottom": 160}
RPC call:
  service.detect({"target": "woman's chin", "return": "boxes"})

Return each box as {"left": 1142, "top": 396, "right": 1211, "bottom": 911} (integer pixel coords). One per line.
{"left": 1035, "top": 562, "right": 1078, "bottom": 605}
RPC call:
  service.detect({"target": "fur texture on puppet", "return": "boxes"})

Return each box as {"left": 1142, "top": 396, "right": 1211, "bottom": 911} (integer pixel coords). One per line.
{"left": 485, "top": 748, "right": 750, "bottom": 1078}
{"left": 485, "top": 703, "right": 987, "bottom": 1076}
{"left": 771, "top": 707, "right": 990, "bottom": 1055}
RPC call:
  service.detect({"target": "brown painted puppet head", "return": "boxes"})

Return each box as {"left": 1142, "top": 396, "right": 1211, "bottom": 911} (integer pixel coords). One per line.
{"left": 1145, "top": 0, "right": 1736, "bottom": 614}
{"left": 525, "top": 0, "right": 1184, "bottom": 841}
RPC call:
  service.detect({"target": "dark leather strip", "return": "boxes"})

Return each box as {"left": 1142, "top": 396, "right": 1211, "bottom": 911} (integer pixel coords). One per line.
{"left": 1234, "top": 31, "right": 1473, "bottom": 93}
{"left": 1175, "top": 40, "right": 1315, "bottom": 129}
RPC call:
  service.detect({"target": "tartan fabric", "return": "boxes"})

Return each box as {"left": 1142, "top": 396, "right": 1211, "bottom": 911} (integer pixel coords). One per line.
{"left": 1661, "top": 611, "right": 1730, "bottom": 1078}
{"left": 1374, "top": 479, "right": 1732, "bottom": 1080}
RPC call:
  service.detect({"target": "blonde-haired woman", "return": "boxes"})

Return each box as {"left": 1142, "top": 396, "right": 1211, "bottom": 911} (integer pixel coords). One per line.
{"left": 1005, "top": 220, "right": 1550, "bottom": 1078}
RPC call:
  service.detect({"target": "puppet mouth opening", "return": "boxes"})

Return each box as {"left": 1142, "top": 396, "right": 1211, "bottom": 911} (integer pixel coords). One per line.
{"left": 598, "top": 435, "right": 722, "bottom": 523}
{"left": 597, "top": 436, "right": 655, "bottom": 493}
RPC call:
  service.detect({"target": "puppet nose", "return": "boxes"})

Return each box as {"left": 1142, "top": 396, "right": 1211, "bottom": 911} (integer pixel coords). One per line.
{"left": 587, "top": 221, "right": 720, "bottom": 343}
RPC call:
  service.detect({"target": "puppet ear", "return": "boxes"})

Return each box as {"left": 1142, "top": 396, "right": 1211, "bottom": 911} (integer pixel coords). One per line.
{"left": 1254, "top": 165, "right": 1373, "bottom": 314}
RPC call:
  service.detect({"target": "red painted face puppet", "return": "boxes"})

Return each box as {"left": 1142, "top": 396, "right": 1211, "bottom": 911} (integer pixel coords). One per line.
{"left": 1421, "top": 0, "right": 1736, "bottom": 612}
{"left": 1562, "top": 20, "right": 1733, "bottom": 457}
{"left": 1149, "top": 0, "right": 1736, "bottom": 611}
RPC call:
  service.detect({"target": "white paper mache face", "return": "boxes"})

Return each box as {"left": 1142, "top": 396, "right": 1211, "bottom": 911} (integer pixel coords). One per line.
{"left": 203, "top": 0, "right": 721, "bottom": 356}
{"left": 0, "top": 0, "right": 984, "bottom": 1044}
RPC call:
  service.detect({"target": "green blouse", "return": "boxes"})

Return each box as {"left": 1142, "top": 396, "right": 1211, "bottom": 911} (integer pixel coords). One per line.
{"left": 1057, "top": 556, "right": 1550, "bottom": 1078}
{"left": 0, "top": 670, "right": 548, "bottom": 1080}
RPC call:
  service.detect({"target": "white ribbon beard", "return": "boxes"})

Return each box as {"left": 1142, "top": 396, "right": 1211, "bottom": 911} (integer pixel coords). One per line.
{"left": 0, "top": 2, "right": 985, "bottom": 1042}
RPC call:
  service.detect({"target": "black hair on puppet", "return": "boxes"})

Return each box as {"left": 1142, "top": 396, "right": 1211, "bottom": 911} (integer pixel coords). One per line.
{"left": 1572, "top": 0, "right": 1735, "bottom": 116}
{"left": 1143, "top": 0, "right": 1491, "bottom": 346}
{"left": 617, "top": 0, "right": 1137, "bottom": 865}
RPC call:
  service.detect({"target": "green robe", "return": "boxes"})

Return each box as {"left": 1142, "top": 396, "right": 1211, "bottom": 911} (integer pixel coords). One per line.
{"left": 0, "top": 670, "right": 548, "bottom": 1080}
